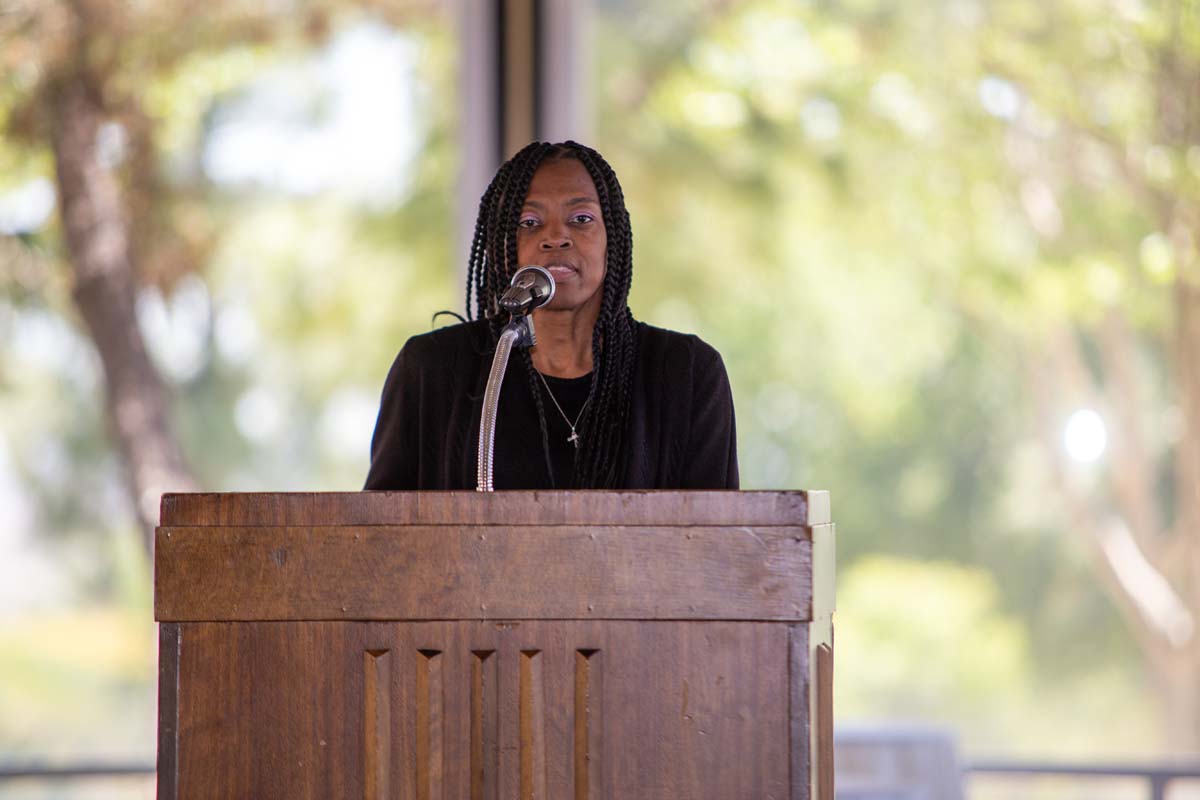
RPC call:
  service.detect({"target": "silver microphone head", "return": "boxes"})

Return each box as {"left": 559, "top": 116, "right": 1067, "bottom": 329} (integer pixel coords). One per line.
{"left": 499, "top": 265, "right": 556, "bottom": 314}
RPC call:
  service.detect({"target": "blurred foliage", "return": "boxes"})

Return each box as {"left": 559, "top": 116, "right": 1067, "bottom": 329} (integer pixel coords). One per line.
{"left": 835, "top": 557, "right": 1158, "bottom": 756}
{"left": 593, "top": 0, "right": 1193, "bottom": 755}
{"left": 0, "top": 3, "right": 459, "bottom": 772}
{"left": 0, "top": 527, "right": 154, "bottom": 761}
{"left": 835, "top": 557, "right": 1034, "bottom": 742}
{"left": 0, "top": 0, "right": 1195, "bottom": 778}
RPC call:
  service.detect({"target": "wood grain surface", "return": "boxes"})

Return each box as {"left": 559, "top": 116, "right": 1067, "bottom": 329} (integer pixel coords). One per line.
{"left": 157, "top": 623, "right": 180, "bottom": 799}
{"left": 170, "top": 620, "right": 799, "bottom": 799}
{"left": 816, "top": 642, "right": 835, "bottom": 800}
{"left": 789, "top": 624, "right": 811, "bottom": 800}
{"left": 158, "top": 490, "right": 827, "bottom": 528}
{"left": 155, "top": 491, "right": 833, "bottom": 800}
{"left": 155, "top": 524, "right": 813, "bottom": 622}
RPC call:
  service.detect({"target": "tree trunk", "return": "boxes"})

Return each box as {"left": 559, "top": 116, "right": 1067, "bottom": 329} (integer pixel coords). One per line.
{"left": 49, "top": 71, "right": 198, "bottom": 553}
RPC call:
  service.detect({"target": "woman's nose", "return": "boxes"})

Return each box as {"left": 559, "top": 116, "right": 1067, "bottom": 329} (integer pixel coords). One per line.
{"left": 539, "top": 232, "right": 571, "bottom": 249}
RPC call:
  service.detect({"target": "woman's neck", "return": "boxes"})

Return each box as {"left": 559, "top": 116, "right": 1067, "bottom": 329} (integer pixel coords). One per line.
{"left": 529, "top": 307, "right": 598, "bottom": 377}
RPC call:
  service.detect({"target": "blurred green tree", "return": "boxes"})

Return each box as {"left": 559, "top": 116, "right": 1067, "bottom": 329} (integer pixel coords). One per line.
{"left": 0, "top": 0, "right": 446, "bottom": 550}
{"left": 835, "top": 557, "right": 1034, "bottom": 738}
{"left": 0, "top": 1, "right": 457, "bottom": 766}
{"left": 1, "top": 0, "right": 1198, "bottom": 758}
{"left": 595, "top": 0, "right": 1200, "bottom": 751}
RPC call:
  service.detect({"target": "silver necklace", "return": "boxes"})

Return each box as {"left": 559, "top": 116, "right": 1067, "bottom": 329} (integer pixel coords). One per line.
{"left": 536, "top": 370, "right": 589, "bottom": 449}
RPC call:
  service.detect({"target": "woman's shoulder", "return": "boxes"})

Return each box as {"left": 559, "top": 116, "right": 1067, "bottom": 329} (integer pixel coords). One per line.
{"left": 635, "top": 320, "right": 725, "bottom": 367}
{"left": 399, "top": 317, "right": 491, "bottom": 362}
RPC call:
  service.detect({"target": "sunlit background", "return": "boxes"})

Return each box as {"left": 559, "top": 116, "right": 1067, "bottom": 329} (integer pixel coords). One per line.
{"left": 3, "top": 0, "right": 1200, "bottom": 797}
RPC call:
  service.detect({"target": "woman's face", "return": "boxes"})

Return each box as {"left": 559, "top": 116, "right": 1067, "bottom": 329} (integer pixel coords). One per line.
{"left": 516, "top": 157, "right": 607, "bottom": 317}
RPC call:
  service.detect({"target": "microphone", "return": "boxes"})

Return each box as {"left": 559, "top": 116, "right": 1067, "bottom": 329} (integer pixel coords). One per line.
{"left": 499, "top": 266, "right": 555, "bottom": 315}
{"left": 478, "top": 266, "right": 554, "bottom": 489}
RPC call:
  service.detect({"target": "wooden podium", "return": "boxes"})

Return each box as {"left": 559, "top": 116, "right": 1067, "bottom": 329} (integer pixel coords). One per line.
{"left": 154, "top": 491, "right": 834, "bottom": 799}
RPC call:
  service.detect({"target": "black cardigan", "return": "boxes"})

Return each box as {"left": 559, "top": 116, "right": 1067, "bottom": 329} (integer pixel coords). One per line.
{"left": 364, "top": 319, "right": 738, "bottom": 490}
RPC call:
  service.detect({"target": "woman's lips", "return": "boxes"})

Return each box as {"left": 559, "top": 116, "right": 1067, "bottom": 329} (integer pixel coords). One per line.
{"left": 546, "top": 264, "right": 577, "bottom": 280}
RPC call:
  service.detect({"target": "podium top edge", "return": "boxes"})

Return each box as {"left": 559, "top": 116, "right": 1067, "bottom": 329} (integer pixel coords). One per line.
{"left": 159, "top": 490, "right": 830, "bottom": 527}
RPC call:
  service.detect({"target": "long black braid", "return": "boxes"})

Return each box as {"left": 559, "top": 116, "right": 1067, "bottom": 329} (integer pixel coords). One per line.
{"left": 464, "top": 141, "right": 637, "bottom": 488}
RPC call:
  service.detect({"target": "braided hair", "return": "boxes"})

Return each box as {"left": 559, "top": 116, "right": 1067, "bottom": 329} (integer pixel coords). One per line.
{"left": 465, "top": 141, "right": 637, "bottom": 488}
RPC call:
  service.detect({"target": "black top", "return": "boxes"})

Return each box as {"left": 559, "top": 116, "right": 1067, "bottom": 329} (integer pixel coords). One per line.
{"left": 533, "top": 371, "right": 591, "bottom": 488}
{"left": 364, "top": 319, "right": 738, "bottom": 490}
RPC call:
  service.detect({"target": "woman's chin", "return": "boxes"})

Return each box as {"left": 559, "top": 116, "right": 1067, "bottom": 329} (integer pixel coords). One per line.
{"left": 536, "top": 294, "right": 600, "bottom": 318}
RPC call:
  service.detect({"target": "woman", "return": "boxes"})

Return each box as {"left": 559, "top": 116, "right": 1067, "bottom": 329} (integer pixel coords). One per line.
{"left": 364, "top": 141, "right": 738, "bottom": 490}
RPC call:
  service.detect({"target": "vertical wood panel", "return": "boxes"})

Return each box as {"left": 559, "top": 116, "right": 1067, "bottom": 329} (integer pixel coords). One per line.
{"left": 816, "top": 643, "right": 835, "bottom": 800}
{"left": 789, "top": 625, "right": 810, "bottom": 800}
{"left": 519, "top": 650, "right": 546, "bottom": 799}
{"left": 156, "top": 623, "right": 180, "bottom": 800}
{"left": 171, "top": 619, "right": 800, "bottom": 799}
{"left": 573, "top": 649, "right": 601, "bottom": 800}
{"left": 364, "top": 649, "right": 392, "bottom": 800}
{"left": 416, "top": 649, "right": 444, "bottom": 800}
{"left": 470, "top": 650, "right": 498, "bottom": 800}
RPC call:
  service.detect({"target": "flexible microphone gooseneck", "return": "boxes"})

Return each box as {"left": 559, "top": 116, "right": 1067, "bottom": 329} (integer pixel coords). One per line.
{"left": 477, "top": 266, "right": 557, "bottom": 491}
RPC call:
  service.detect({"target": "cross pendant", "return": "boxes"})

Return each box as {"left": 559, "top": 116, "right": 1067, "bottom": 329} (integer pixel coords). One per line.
{"left": 568, "top": 431, "right": 580, "bottom": 449}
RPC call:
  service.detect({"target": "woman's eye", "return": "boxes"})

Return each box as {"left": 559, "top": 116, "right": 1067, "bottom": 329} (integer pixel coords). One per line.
{"left": 571, "top": 213, "right": 595, "bottom": 224}
{"left": 518, "top": 217, "right": 540, "bottom": 228}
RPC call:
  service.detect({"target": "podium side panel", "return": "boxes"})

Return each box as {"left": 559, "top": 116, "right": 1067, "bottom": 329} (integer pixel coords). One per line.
{"left": 157, "top": 623, "right": 180, "bottom": 800}
{"left": 790, "top": 624, "right": 810, "bottom": 800}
